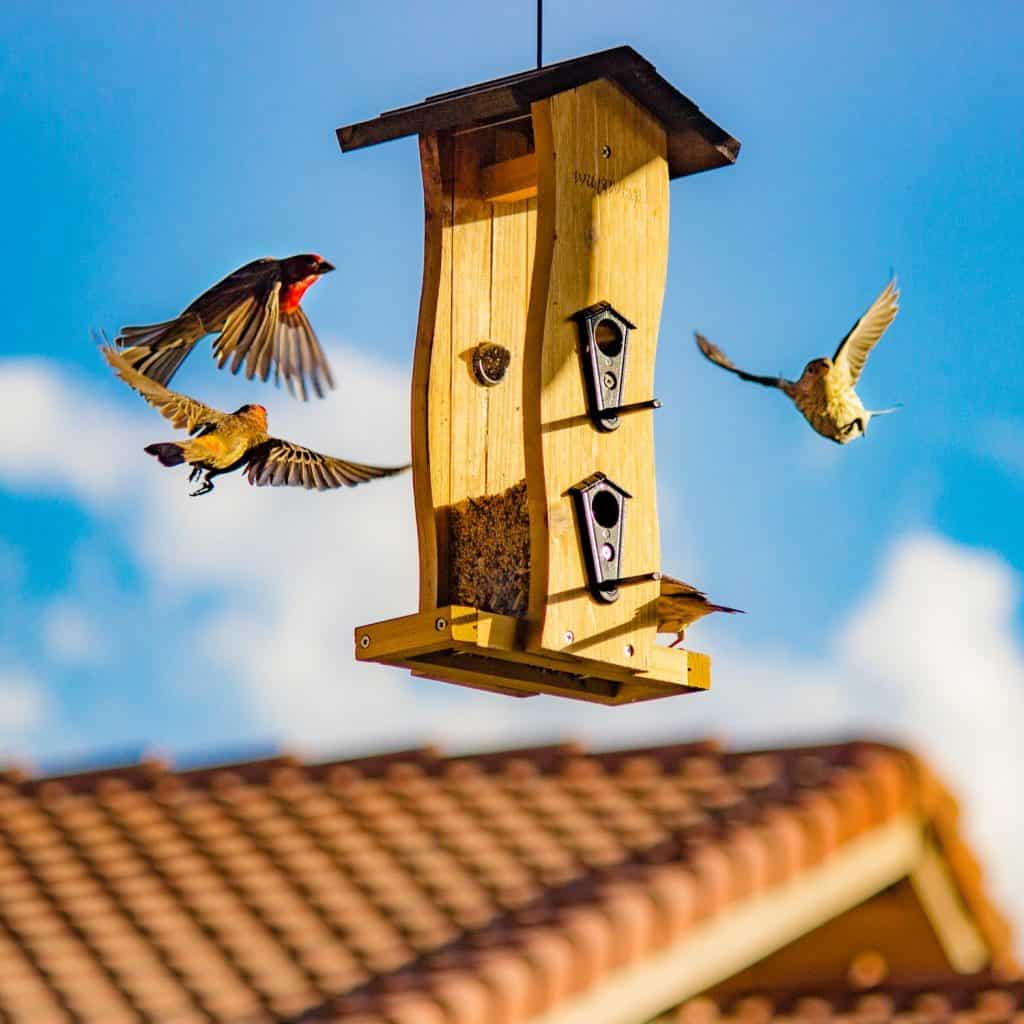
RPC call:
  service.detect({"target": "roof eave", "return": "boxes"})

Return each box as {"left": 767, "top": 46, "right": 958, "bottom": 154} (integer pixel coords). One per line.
{"left": 530, "top": 816, "right": 927, "bottom": 1024}
{"left": 336, "top": 45, "right": 740, "bottom": 180}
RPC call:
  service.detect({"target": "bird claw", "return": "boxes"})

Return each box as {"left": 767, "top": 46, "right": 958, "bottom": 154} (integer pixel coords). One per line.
{"left": 189, "top": 479, "right": 214, "bottom": 497}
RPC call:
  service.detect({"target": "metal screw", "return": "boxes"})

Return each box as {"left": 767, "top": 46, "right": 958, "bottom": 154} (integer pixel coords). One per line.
{"left": 435, "top": 617, "right": 447, "bottom": 631}
{"left": 601, "top": 145, "right": 612, "bottom": 158}
{"left": 564, "top": 631, "right": 574, "bottom": 644}
{"left": 624, "top": 644, "right": 634, "bottom": 657}
{"left": 359, "top": 635, "right": 371, "bottom": 649}
{"left": 602, "top": 371, "right": 616, "bottom": 390}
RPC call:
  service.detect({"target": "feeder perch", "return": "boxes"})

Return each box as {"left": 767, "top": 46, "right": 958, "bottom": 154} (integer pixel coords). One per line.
{"left": 340, "top": 46, "right": 740, "bottom": 703}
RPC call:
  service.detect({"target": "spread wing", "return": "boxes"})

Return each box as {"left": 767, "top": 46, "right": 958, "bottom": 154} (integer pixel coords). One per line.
{"left": 114, "top": 258, "right": 284, "bottom": 386}
{"left": 244, "top": 438, "right": 409, "bottom": 490}
{"left": 100, "top": 345, "right": 226, "bottom": 435}
{"left": 694, "top": 332, "right": 794, "bottom": 393}
{"left": 186, "top": 257, "right": 284, "bottom": 325}
{"left": 832, "top": 278, "right": 900, "bottom": 387}
{"left": 211, "top": 283, "right": 281, "bottom": 388}
{"left": 114, "top": 312, "right": 205, "bottom": 386}
{"left": 274, "top": 305, "right": 335, "bottom": 401}
{"left": 207, "top": 277, "right": 334, "bottom": 402}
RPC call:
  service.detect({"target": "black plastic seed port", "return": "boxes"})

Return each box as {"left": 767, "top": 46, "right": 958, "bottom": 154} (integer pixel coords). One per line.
{"left": 570, "top": 472, "right": 631, "bottom": 603}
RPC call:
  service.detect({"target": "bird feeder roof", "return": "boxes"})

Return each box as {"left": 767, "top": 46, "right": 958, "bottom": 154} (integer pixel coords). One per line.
{"left": 337, "top": 45, "right": 740, "bottom": 179}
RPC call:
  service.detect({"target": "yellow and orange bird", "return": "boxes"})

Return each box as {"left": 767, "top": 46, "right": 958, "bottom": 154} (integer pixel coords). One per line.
{"left": 101, "top": 346, "right": 408, "bottom": 497}
{"left": 695, "top": 278, "right": 901, "bottom": 444}
{"left": 656, "top": 576, "right": 743, "bottom": 648}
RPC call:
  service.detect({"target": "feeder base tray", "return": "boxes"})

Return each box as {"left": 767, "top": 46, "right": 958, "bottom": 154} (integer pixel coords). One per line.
{"left": 354, "top": 606, "right": 709, "bottom": 704}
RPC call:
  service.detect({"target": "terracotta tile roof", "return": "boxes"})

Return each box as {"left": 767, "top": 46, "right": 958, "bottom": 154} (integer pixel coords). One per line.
{"left": 0, "top": 740, "right": 1012, "bottom": 1024}
{"left": 668, "top": 975, "right": 1024, "bottom": 1024}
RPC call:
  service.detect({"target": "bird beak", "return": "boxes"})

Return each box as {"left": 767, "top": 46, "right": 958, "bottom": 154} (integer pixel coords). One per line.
{"left": 317, "top": 260, "right": 335, "bottom": 275}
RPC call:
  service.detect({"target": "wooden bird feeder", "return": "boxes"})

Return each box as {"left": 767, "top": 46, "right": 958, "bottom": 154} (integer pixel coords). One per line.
{"left": 340, "top": 46, "right": 740, "bottom": 703}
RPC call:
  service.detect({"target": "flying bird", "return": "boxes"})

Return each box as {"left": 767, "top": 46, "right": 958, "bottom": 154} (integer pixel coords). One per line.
{"left": 656, "top": 576, "right": 743, "bottom": 648}
{"left": 115, "top": 255, "right": 336, "bottom": 400}
{"left": 694, "top": 278, "right": 900, "bottom": 444}
{"left": 101, "top": 345, "right": 408, "bottom": 497}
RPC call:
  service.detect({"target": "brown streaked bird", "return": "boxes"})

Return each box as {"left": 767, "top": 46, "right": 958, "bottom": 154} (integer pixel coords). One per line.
{"left": 694, "top": 278, "right": 901, "bottom": 444}
{"left": 116, "top": 254, "right": 336, "bottom": 400}
{"left": 101, "top": 346, "right": 408, "bottom": 497}
{"left": 657, "top": 576, "right": 743, "bottom": 648}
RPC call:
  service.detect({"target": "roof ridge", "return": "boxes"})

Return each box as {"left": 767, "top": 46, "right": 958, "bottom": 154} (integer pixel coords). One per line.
{"left": 1, "top": 737, "right": 922, "bottom": 792}
{"left": 14, "top": 755, "right": 171, "bottom": 796}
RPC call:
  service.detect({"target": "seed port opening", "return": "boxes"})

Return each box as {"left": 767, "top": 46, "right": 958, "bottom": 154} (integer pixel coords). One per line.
{"left": 594, "top": 319, "right": 624, "bottom": 358}
{"left": 591, "top": 489, "right": 621, "bottom": 529}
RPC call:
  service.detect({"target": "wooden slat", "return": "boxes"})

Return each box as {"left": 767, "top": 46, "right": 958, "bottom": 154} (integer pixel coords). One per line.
{"left": 413, "top": 128, "right": 535, "bottom": 605}
{"left": 406, "top": 651, "right": 701, "bottom": 705}
{"left": 448, "top": 134, "right": 493, "bottom": 506}
{"left": 525, "top": 80, "right": 670, "bottom": 671}
{"left": 645, "top": 646, "right": 710, "bottom": 692}
{"left": 413, "top": 134, "right": 454, "bottom": 609}
{"left": 353, "top": 607, "right": 453, "bottom": 661}
{"left": 485, "top": 132, "right": 531, "bottom": 493}
{"left": 355, "top": 606, "right": 703, "bottom": 703}
{"left": 480, "top": 153, "right": 538, "bottom": 203}
{"left": 408, "top": 669, "right": 531, "bottom": 699}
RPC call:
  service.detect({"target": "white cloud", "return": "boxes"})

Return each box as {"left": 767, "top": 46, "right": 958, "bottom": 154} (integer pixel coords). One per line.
{"left": 839, "top": 534, "right": 1024, "bottom": 924}
{"left": 0, "top": 668, "right": 48, "bottom": 736}
{"left": 120, "top": 343, "right": 425, "bottom": 750}
{"left": 42, "top": 600, "right": 107, "bottom": 665}
{"left": 0, "top": 358, "right": 148, "bottom": 505}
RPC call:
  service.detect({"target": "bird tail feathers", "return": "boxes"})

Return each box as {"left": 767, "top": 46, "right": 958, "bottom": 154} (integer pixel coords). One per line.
{"left": 116, "top": 313, "right": 205, "bottom": 386}
{"left": 708, "top": 604, "right": 744, "bottom": 615}
{"left": 144, "top": 442, "right": 186, "bottom": 468}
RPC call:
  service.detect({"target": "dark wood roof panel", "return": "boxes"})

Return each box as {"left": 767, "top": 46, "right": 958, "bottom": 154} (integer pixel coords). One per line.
{"left": 337, "top": 46, "right": 740, "bottom": 179}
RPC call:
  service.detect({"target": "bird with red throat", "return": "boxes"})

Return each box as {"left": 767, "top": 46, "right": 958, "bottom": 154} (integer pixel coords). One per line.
{"left": 115, "top": 254, "right": 337, "bottom": 400}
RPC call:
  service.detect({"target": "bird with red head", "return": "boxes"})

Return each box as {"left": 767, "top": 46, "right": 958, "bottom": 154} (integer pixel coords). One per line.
{"left": 114, "top": 254, "right": 336, "bottom": 401}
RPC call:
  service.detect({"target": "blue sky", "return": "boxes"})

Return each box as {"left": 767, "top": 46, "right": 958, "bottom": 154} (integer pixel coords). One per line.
{"left": 2, "top": 0, "right": 1024, "bottom": 918}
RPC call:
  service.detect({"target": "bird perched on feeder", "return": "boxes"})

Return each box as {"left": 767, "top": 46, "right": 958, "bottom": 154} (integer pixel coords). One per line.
{"left": 656, "top": 576, "right": 743, "bottom": 648}
{"left": 100, "top": 345, "right": 408, "bottom": 497}
{"left": 115, "top": 255, "right": 336, "bottom": 400}
{"left": 694, "top": 278, "right": 901, "bottom": 444}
